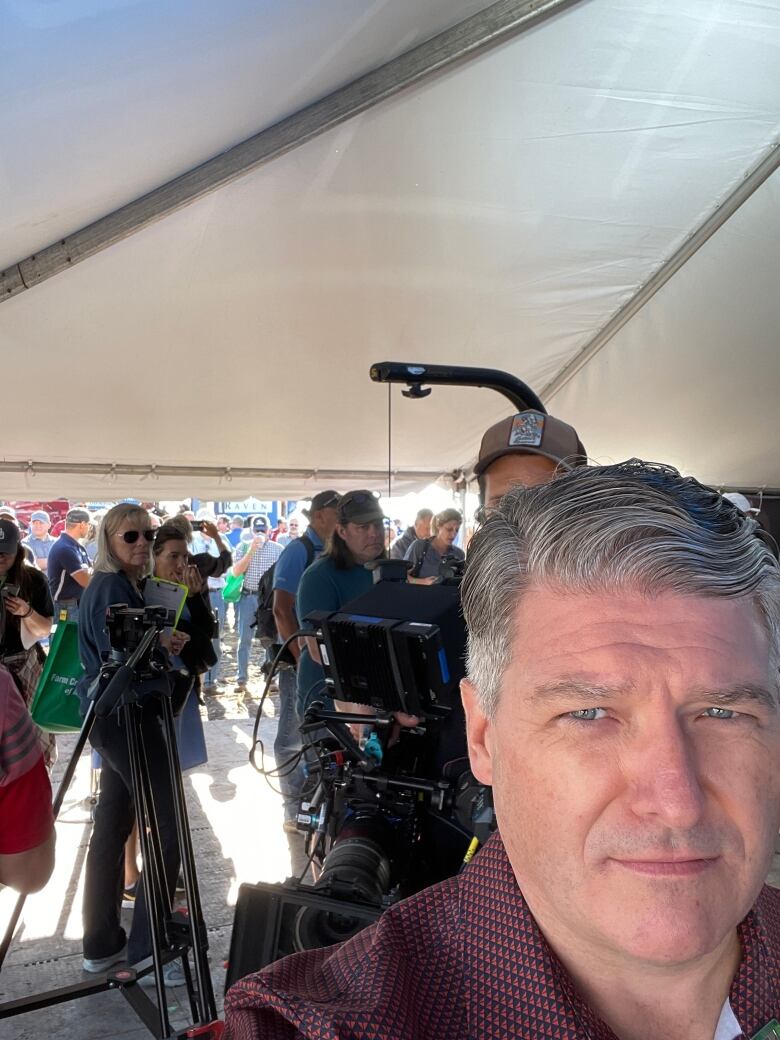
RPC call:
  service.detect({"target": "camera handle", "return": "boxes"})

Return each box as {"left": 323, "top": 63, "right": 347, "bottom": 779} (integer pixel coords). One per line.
{"left": 369, "top": 362, "right": 546, "bottom": 414}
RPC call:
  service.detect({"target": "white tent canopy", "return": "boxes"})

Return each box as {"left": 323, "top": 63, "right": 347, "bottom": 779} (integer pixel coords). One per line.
{"left": 1, "top": 0, "right": 778, "bottom": 499}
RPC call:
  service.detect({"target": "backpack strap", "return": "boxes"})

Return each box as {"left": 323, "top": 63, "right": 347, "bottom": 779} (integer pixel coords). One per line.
{"left": 299, "top": 534, "right": 316, "bottom": 569}
{"left": 409, "top": 538, "right": 432, "bottom": 579}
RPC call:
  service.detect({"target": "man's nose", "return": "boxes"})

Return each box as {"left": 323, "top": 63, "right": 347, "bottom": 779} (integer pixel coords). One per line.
{"left": 623, "top": 715, "right": 705, "bottom": 830}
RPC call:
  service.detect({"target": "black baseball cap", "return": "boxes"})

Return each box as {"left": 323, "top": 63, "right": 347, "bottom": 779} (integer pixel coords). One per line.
{"left": 0, "top": 519, "right": 20, "bottom": 555}
{"left": 337, "top": 490, "right": 386, "bottom": 525}
{"left": 252, "top": 515, "right": 270, "bottom": 533}
{"left": 303, "top": 490, "right": 341, "bottom": 518}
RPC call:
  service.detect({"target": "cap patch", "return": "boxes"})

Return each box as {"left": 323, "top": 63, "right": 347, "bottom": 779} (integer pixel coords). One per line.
{"left": 509, "top": 412, "right": 544, "bottom": 448}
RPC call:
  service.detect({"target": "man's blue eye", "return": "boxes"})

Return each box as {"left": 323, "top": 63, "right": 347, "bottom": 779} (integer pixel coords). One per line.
{"left": 702, "top": 707, "right": 738, "bottom": 720}
{"left": 568, "top": 708, "right": 606, "bottom": 721}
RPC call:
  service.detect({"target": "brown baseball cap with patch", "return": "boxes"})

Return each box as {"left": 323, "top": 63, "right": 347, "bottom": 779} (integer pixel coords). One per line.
{"left": 474, "top": 410, "right": 587, "bottom": 476}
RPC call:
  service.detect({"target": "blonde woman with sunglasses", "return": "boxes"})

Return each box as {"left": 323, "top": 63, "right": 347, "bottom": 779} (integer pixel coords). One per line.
{"left": 75, "top": 503, "right": 190, "bottom": 984}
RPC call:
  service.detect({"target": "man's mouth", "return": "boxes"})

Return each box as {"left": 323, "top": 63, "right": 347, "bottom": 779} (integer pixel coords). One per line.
{"left": 609, "top": 856, "right": 719, "bottom": 877}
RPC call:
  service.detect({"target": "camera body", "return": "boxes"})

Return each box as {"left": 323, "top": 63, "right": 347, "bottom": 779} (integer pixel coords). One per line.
{"left": 105, "top": 604, "right": 175, "bottom": 655}
{"left": 438, "top": 552, "right": 465, "bottom": 583}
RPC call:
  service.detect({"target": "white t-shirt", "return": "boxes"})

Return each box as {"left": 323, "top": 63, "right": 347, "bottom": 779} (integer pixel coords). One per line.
{"left": 713, "top": 1000, "right": 741, "bottom": 1040}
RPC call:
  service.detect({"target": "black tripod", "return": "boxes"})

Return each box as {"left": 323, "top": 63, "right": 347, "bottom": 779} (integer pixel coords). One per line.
{"left": 0, "top": 615, "right": 222, "bottom": 1039}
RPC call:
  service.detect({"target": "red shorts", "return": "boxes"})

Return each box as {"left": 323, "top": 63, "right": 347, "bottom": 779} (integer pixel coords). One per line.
{"left": 0, "top": 756, "right": 53, "bottom": 854}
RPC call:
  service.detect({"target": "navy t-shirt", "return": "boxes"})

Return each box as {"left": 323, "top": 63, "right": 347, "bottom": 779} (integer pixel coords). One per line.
{"left": 47, "top": 532, "right": 90, "bottom": 602}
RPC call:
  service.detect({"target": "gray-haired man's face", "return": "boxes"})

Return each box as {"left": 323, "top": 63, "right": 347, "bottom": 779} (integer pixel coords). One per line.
{"left": 414, "top": 516, "right": 432, "bottom": 539}
{"left": 462, "top": 585, "right": 780, "bottom": 976}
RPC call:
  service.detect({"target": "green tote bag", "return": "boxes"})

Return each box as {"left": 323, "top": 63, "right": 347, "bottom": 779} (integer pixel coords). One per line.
{"left": 29, "top": 621, "right": 84, "bottom": 733}
{"left": 221, "top": 571, "right": 244, "bottom": 603}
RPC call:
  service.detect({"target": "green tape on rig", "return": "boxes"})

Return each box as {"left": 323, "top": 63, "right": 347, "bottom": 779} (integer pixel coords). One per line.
{"left": 752, "top": 1020, "right": 780, "bottom": 1040}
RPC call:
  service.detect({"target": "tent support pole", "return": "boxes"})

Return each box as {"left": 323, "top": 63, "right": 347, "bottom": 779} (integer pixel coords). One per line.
{"left": 539, "top": 141, "right": 780, "bottom": 405}
{"left": 0, "top": 0, "right": 582, "bottom": 302}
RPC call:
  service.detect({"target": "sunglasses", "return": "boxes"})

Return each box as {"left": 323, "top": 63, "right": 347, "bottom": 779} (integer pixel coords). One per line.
{"left": 119, "top": 529, "right": 155, "bottom": 544}
{"left": 341, "top": 492, "right": 377, "bottom": 508}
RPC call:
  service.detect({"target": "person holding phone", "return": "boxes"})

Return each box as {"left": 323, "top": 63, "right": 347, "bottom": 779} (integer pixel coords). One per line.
{"left": 231, "top": 515, "right": 283, "bottom": 692}
{"left": 0, "top": 519, "right": 54, "bottom": 719}
{"left": 152, "top": 522, "right": 218, "bottom": 699}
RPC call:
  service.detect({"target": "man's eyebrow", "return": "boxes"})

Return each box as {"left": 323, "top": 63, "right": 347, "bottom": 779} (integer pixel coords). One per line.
{"left": 692, "top": 684, "right": 779, "bottom": 712}
{"left": 530, "top": 679, "right": 633, "bottom": 702}
{"left": 530, "top": 680, "right": 779, "bottom": 712}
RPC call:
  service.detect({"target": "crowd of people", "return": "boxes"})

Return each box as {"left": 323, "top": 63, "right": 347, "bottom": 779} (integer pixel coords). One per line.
{"left": 3, "top": 406, "right": 776, "bottom": 1040}
{"left": 0, "top": 490, "right": 455, "bottom": 977}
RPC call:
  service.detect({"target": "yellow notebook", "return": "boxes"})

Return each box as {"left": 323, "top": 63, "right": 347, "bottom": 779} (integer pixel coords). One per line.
{"left": 143, "top": 577, "right": 188, "bottom": 636}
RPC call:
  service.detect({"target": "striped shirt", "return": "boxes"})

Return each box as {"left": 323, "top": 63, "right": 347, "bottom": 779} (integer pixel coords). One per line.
{"left": 233, "top": 538, "right": 284, "bottom": 592}
{"left": 0, "top": 667, "right": 41, "bottom": 786}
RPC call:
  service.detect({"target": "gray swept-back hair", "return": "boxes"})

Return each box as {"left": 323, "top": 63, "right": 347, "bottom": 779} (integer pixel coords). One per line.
{"left": 462, "top": 460, "right": 780, "bottom": 717}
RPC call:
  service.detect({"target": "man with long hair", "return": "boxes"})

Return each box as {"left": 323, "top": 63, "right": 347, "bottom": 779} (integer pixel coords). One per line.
{"left": 295, "top": 490, "right": 386, "bottom": 717}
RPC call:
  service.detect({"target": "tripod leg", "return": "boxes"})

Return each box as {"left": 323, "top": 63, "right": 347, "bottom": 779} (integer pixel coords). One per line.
{"left": 160, "top": 695, "right": 218, "bottom": 1023}
{"left": 133, "top": 717, "right": 174, "bottom": 942}
{"left": 125, "top": 702, "right": 172, "bottom": 1038}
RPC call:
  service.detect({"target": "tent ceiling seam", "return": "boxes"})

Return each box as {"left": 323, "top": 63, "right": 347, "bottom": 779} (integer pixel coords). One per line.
{"left": 539, "top": 139, "right": 780, "bottom": 406}
{"left": 0, "top": 0, "right": 583, "bottom": 303}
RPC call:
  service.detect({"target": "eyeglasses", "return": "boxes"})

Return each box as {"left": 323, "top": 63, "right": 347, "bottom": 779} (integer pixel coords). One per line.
{"left": 119, "top": 529, "right": 155, "bottom": 544}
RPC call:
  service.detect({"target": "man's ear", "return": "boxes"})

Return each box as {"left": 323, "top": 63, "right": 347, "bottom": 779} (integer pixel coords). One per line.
{"left": 461, "top": 679, "right": 494, "bottom": 786}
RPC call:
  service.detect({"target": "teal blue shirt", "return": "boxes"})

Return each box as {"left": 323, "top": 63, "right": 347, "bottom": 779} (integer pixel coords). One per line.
{"left": 295, "top": 556, "right": 374, "bottom": 713}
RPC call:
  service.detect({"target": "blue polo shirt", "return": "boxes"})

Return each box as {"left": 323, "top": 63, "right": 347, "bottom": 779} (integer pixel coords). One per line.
{"left": 47, "top": 532, "right": 90, "bottom": 602}
{"left": 295, "top": 556, "right": 374, "bottom": 714}
{"left": 227, "top": 528, "right": 243, "bottom": 548}
{"left": 23, "top": 534, "right": 56, "bottom": 564}
{"left": 272, "top": 527, "right": 323, "bottom": 597}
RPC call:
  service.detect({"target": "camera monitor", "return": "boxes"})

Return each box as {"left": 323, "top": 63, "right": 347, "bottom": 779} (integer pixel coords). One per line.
{"left": 308, "top": 581, "right": 466, "bottom": 717}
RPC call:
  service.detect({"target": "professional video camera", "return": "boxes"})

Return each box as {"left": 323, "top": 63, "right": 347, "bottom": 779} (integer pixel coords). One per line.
{"left": 228, "top": 569, "right": 493, "bottom": 988}
{"left": 228, "top": 363, "right": 542, "bottom": 989}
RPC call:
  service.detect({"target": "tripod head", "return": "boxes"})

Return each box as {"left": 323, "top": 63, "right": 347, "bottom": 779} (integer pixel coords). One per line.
{"left": 91, "top": 605, "right": 175, "bottom": 719}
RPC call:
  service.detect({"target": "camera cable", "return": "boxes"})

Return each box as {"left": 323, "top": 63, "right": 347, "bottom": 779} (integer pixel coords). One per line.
{"left": 248, "top": 628, "right": 322, "bottom": 787}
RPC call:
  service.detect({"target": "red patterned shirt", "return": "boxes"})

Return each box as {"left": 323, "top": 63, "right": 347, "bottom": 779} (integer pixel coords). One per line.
{"left": 225, "top": 832, "right": 780, "bottom": 1040}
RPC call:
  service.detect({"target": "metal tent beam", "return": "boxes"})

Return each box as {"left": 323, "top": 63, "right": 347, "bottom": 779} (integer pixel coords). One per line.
{"left": 539, "top": 142, "right": 780, "bottom": 404}
{"left": 0, "top": 0, "right": 583, "bottom": 302}
{"left": 0, "top": 460, "right": 447, "bottom": 484}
